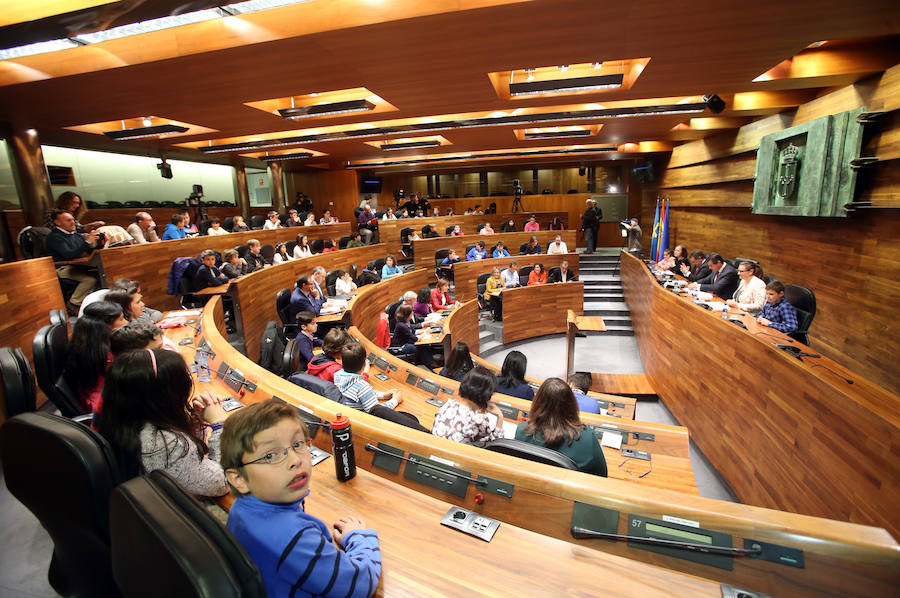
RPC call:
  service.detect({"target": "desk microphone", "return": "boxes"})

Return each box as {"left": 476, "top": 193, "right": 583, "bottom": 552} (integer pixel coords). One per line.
{"left": 754, "top": 331, "right": 793, "bottom": 343}
{"left": 811, "top": 364, "right": 854, "bottom": 384}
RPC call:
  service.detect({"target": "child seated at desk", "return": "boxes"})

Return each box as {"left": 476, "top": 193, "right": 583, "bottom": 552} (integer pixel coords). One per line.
{"left": 222, "top": 400, "right": 382, "bottom": 598}
{"left": 391, "top": 305, "right": 437, "bottom": 369}
{"left": 194, "top": 249, "right": 229, "bottom": 290}
{"left": 757, "top": 281, "right": 799, "bottom": 334}
{"left": 334, "top": 269, "right": 358, "bottom": 296}
{"left": 307, "top": 328, "right": 349, "bottom": 383}
{"left": 296, "top": 312, "right": 324, "bottom": 372}
{"left": 432, "top": 367, "right": 504, "bottom": 444}
{"left": 334, "top": 342, "right": 402, "bottom": 413}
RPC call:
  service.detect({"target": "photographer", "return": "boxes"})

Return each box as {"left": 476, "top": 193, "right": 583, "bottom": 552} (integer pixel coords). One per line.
{"left": 581, "top": 199, "right": 600, "bottom": 254}
{"left": 621, "top": 217, "right": 642, "bottom": 257}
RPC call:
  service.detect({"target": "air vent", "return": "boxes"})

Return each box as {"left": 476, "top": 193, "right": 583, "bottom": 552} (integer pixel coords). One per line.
{"left": 523, "top": 130, "right": 592, "bottom": 140}
{"left": 510, "top": 73, "right": 624, "bottom": 96}
{"left": 278, "top": 99, "right": 375, "bottom": 120}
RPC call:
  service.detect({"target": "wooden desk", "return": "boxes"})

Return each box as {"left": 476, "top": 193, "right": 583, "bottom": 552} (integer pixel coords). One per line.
{"left": 451, "top": 252, "right": 580, "bottom": 302}
{"left": 501, "top": 282, "right": 584, "bottom": 343}
{"left": 191, "top": 295, "right": 900, "bottom": 597}
{"left": 163, "top": 318, "right": 723, "bottom": 597}
{"left": 411, "top": 230, "right": 577, "bottom": 271}
{"left": 195, "top": 282, "right": 231, "bottom": 295}
{"left": 621, "top": 251, "right": 900, "bottom": 539}
{"left": 566, "top": 309, "right": 607, "bottom": 380}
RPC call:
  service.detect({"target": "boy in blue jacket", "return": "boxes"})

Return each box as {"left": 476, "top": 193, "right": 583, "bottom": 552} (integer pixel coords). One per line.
{"left": 222, "top": 400, "right": 381, "bottom": 597}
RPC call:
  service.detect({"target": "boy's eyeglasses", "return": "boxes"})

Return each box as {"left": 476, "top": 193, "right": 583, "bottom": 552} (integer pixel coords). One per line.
{"left": 242, "top": 441, "right": 311, "bottom": 466}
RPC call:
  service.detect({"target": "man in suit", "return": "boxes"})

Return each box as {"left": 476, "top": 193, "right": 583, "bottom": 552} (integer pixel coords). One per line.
{"left": 681, "top": 250, "right": 711, "bottom": 282}
{"left": 689, "top": 254, "right": 739, "bottom": 299}
{"left": 288, "top": 275, "right": 324, "bottom": 323}
{"left": 549, "top": 260, "right": 578, "bottom": 283}
{"left": 310, "top": 266, "right": 328, "bottom": 298}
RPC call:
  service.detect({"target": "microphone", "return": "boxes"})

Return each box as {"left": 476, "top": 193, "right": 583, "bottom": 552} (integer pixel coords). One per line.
{"left": 754, "top": 331, "right": 793, "bottom": 343}
{"left": 811, "top": 364, "right": 854, "bottom": 384}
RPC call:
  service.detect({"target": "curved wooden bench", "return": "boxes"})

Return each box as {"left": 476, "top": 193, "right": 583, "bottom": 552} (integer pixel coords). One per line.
{"left": 411, "top": 230, "right": 576, "bottom": 270}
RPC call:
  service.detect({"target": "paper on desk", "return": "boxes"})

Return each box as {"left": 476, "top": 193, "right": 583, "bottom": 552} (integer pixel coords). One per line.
{"left": 695, "top": 291, "right": 714, "bottom": 300}
{"left": 164, "top": 310, "right": 202, "bottom": 317}
{"left": 700, "top": 301, "right": 727, "bottom": 311}
{"left": 502, "top": 420, "right": 519, "bottom": 439}
{"left": 599, "top": 408, "right": 608, "bottom": 416}
{"left": 600, "top": 431, "right": 623, "bottom": 449}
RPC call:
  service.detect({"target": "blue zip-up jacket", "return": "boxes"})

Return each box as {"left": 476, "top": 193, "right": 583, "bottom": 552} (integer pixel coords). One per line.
{"left": 228, "top": 493, "right": 381, "bottom": 598}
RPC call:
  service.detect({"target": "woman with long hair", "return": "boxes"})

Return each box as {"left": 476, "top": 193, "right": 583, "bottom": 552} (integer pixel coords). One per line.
{"left": 515, "top": 377, "right": 607, "bottom": 476}
{"left": 440, "top": 342, "right": 474, "bottom": 382}
{"left": 55, "top": 191, "right": 104, "bottom": 231}
{"left": 528, "top": 262, "right": 547, "bottom": 285}
{"left": 294, "top": 234, "right": 313, "bottom": 258}
{"left": 98, "top": 348, "right": 228, "bottom": 497}
{"left": 102, "top": 280, "right": 162, "bottom": 324}
{"left": 62, "top": 301, "right": 126, "bottom": 413}
{"left": 273, "top": 242, "right": 294, "bottom": 264}
{"left": 495, "top": 350, "right": 534, "bottom": 400}
{"left": 432, "top": 366, "right": 504, "bottom": 444}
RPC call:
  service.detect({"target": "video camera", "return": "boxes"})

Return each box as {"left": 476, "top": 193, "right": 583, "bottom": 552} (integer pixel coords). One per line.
{"left": 186, "top": 184, "right": 204, "bottom": 208}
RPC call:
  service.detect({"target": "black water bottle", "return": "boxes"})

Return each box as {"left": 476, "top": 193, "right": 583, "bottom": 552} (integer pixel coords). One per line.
{"left": 330, "top": 413, "right": 356, "bottom": 482}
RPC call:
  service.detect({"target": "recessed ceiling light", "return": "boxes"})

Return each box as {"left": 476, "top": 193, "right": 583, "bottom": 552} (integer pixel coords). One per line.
{"left": 380, "top": 140, "right": 441, "bottom": 151}
{"left": 104, "top": 124, "right": 189, "bottom": 140}
{"left": 258, "top": 152, "right": 312, "bottom": 161}
{"left": 346, "top": 146, "right": 618, "bottom": 168}
{"left": 278, "top": 99, "right": 375, "bottom": 120}
{"left": 510, "top": 73, "right": 624, "bottom": 96}
{"left": 523, "top": 129, "right": 592, "bottom": 140}
{"left": 0, "top": 38, "right": 81, "bottom": 60}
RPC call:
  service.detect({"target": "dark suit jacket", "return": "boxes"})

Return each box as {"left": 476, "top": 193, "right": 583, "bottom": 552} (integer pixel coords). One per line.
{"left": 685, "top": 260, "right": 711, "bottom": 282}
{"left": 288, "top": 287, "right": 324, "bottom": 323}
{"left": 548, "top": 269, "right": 577, "bottom": 283}
{"left": 245, "top": 251, "right": 267, "bottom": 272}
{"left": 698, "top": 262, "right": 740, "bottom": 299}
{"left": 193, "top": 265, "right": 228, "bottom": 290}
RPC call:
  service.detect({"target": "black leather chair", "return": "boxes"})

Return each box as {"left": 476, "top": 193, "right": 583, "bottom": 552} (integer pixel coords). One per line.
{"left": 310, "top": 239, "right": 324, "bottom": 254}
{"left": 0, "top": 412, "right": 122, "bottom": 597}
{"left": 465, "top": 244, "right": 476, "bottom": 257}
{"left": 223, "top": 216, "right": 235, "bottom": 232}
{"left": 373, "top": 257, "right": 387, "bottom": 274}
{"left": 784, "top": 284, "right": 816, "bottom": 345}
{"left": 110, "top": 470, "right": 266, "bottom": 598}
{"left": 288, "top": 372, "right": 343, "bottom": 403}
{"left": 280, "top": 339, "right": 301, "bottom": 376}
{"left": 476, "top": 272, "right": 492, "bottom": 311}
{"left": 249, "top": 215, "right": 265, "bottom": 229}
{"left": 434, "top": 248, "right": 452, "bottom": 280}
{"left": 275, "top": 288, "right": 298, "bottom": 339}
{"left": 567, "top": 189, "right": 578, "bottom": 194}
{"left": 33, "top": 323, "right": 85, "bottom": 417}
{"left": 385, "top": 300, "right": 401, "bottom": 333}
{"left": 49, "top": 308, "right": 67, "bottom": 327}
{"left": 400, "top": 227, "right": 414, "bottom": 257}
{"left": 542, "top": 189, "right": 553, "bottom": 194}
{"left": 519, "top": 242, "right": 528, "bottom": 255}
{"left": 0, "top": 347, "right": 36, "bottom": 417}
{"left": 547, "top": 266, "right": 561, "bottom": 283}
{"left": 338, "top": 235, "right": 352, "bottom": 249}
{"left": 324, "top": 270, "right": 340, "bottom": 296}
{"left": 198, "top": 219, "right": 212, "bottom": 236}
{"left": 285, "top": 240, "right": 297, "bottom": 257}
{"left": 234, "top": 244, "right": 250, "bottom": 259}
{"left": 445, "top": 225, "right": 456, "bottom": 236}
{"left": 259, "top": 244, "right": 275, "bottom": 264}
{"left": 518, "top": 265, "right": 534, "bottom": 286}
{"left": 180, "top": 274, "right": 205, "bottom": 309}
{"left": 482, "top": 438, "right": 580, "bottom": 471}
{"left": 763, "top": 274, "right": 778, "bottom": 285}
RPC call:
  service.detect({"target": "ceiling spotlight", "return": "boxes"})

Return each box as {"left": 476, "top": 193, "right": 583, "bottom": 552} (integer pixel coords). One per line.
{"left": 142, "top": 117, "right": 153, "bottom": 127}
{"left": 702, "top": 94, "right": 726, "bottom": 114}
{"left": 558, "top": 65, "right": 570, "bottom": 72}
{"left": 591, "top": 62, "right": 602, "bottom": 69}
{"left": 525, "top": 68, "right": 535, "bottom": 81}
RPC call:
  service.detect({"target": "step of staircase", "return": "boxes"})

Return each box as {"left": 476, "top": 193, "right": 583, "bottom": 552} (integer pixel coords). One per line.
{"left": 584, "top": 291, "right": 625, "bottom": 301}
{"left": 582, "top": 279, "right": 622, "bottom": 287}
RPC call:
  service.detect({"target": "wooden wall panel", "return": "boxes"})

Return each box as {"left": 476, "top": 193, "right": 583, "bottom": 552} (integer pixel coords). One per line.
{"left": 231, "top": 244, "right": 388, "bottom": 361}
{"left": 284, "top": 169, "right": 360, "bottom": 224}
{"left": 0, "top": 257, "right": 65, "bottom": 420}
{"left": 100, "top": 223, "right": 350, "bottom": 311}
{"left": 451, "top": 252, "right": 580, "bottom": 302}
{"left": 502, "top": 282, "right": 584, "bottom": 344}
{"left": 659, "top": 155, "right": 756, "bottom": 188}
{"left": 620, "top": 252, "right": 900, "bottom": 539}
{"left": 667, "top": 113, "right": 793, "bottom": 168}
{"left": 412, "top": 230, "right": 576, "bottom": 270}
{"left": 661, "top": 183, "right": 754, "bottom": 207}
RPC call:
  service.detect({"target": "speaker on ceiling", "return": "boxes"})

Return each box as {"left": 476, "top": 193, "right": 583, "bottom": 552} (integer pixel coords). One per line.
{"left": 578, "top": 166, "right": 586, "bottom": 176}
{"left": 703, "top": 94, "right": 726, "bottom": 114}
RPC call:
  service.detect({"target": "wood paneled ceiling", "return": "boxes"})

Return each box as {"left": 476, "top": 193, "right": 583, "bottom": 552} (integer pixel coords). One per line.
{"left": 0, "top": 0, "right": 897, "bottom": 172}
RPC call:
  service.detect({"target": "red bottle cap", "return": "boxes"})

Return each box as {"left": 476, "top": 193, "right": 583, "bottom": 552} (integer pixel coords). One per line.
{"left": 331, "top": 413, "right": 350, "bottom": 429}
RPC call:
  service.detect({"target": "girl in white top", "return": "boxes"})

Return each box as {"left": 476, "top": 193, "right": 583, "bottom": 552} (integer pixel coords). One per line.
{"left": 206, "top": 218, "right": 229, "bottom": 235}
{"left": 726, "top": 261, "right": 767, "bottom": 314}
{"left": 334, "top": 269, "right": 358, "bottom": 295}
{"left": 303, "top": 213, "right": 317, "bottom": 226}
{"left": 293, "top": 234, "right": 313, "bottom": 258}
{"left": 262, "top": 211, "right": 282, "bottom": 230}
{"left": 382, "top": 207, "right": 397, "bottom": 220}
{"left": 273, "top": 243, "right": 294, "bottom": 264}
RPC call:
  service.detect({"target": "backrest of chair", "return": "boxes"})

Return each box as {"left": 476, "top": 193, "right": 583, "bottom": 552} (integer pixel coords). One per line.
{"left": 338, "top": 235, "right": 351, "bottom": 249}
{"left": 421, "top": 224, "right": 431, "bottom": 236}
{"left": 285, "top": 240, "right": 297, "bottom": 256}
{"left": 17, "top": 226, "right": 51, "bottom": 259}
{"left": 373, "top": 257, "right": 386, "bottom": 272}
{"left": 53, "top": 375, "right": 87, "bottom": 417}
{"left": 310, "top": 239, "right": 324, "bottom": 254}
{"left": 32, "top": 323, "right": 68, "bottom": 398}
{"left": 235, "top": 244, "right": 250, "bottom": 259}
{"left": 325, "top": 270, "right": 341, "bottom": 295}
{"left": 548, "top": 266, "right": 561, "bottom": 281}
{"left": 400, "top": 227, "right": 413, "bottom": 243}
{"left": 259, "top": 244, "right": 275, "bottom": 263}
{"left": 275, "top": 288, "right": 292, "bottom": 326}
{"left": 281, "top": 339, "right": 301, "bottom": 376}
{"left": 434, "top": 248, "right": 450, "bottom": 267}
{"left": 519, "top": 242, "right": 528, "bottom": 254}
{"left": 0, "top": 412, "right": 121, "bottom": 596}
{"left": 223, "top": 216, "right": 235, "bottom": 231}
{"left": 763, "top": 274, "right": 778, "bottom": 285}
{"left": 784, "top": 284, "right": 816, "bottom": 318}
{"left": 110, "top": 471, "right": 265, "bottom": 598}
{"left": 249, "top": 215, "right": 265, "bottom": 229}
{"left": 0, "top": 347, "right": 36, "bottom": 417}
{"left": 49, "top": 308, "right": 67, "bottom": 327}
{"left": 445, "top": 225, "right": 455, "bottom": 235}
{"left": 482, "top": 438, "right": 579, "bottom": 470}
{"left": 198, "top": 219, "right": 212, "bottom": 236}
{"left": 465, "top": 244, "right": 476, "bottom": 256}
{"left": 518, "top": 265, "right": 534, "bottom": 284}
{"left": 386, "top": 301, "right": 401, "bottom": 332}
{"left": 287, "top": 372, "right": 343, "bottom": 402}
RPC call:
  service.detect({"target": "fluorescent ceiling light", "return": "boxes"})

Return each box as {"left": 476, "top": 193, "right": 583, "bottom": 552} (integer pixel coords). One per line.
{"left": 510, "top": 74, "right": 624, "bottom": 96}
{"left": 74, "top": 10, "right": 224, "bottom": 44}
{"left": 200, "top": 102, "right": 706, "bottom": 153}
{"left": 221, "top": 0, "right": 311, "bottom": 15}
{"left": 523, "top": 130, "right": 592, "bottom": 140}
{"left": 278, "top": 99, "right": 376, "bottom": 120}
{"left": 103, "top": 124, "right": 189, "bottom": 140}
{"left": 258, "top": 152, "right": 312, "bottom": 161}
{"left": 0, "top": 38, "right": 81, "bottom": 60}
{"left": 380, "top": 140, "right": 441, "bottom": 151}
{"left": 346, "top": 146, "right": 618, "bottom": 169}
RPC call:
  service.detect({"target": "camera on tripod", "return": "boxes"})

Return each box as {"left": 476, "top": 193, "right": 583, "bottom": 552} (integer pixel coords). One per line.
{"left": 186, "top": 184, "right": 204, "bottom": 207}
